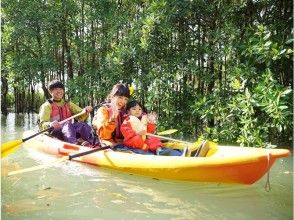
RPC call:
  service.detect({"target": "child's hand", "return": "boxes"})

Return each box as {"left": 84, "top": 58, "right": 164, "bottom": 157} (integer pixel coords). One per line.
{"left": 156, "top": 147, "right": 162, "bottom": 155}
{"left": 138, "top": 130, "right": 146, "bottom": 135}
{"left": 147, "top": 112, "right": 158, "bottom": 124}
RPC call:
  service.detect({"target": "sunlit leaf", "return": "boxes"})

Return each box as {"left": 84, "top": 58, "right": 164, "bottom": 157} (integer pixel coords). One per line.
{"left": 264, "top": 41, "right": 272, "bottom": 47}
{"left": 278, "top": 105, "right": 288, "bottom": 110}
{"left": 281, "top": 89, "right": 292, "bottom": 96}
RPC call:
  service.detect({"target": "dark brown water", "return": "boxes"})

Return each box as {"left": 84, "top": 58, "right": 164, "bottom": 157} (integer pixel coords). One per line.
{"left": 1, "top": 113, "right": 293, "bottom": 220}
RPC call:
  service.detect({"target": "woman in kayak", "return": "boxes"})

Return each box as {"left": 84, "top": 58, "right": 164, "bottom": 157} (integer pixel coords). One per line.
{"left": 92, "top": 83, "right": 131, "bottom": 144}
{"left": 38, "top": 80, "right": 94, "bottom": 146}
{"left": 120, "top": 100, "right": 183, "bottom": 156}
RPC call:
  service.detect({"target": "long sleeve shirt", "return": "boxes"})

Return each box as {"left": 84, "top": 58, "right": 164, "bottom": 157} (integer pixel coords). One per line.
{"left": 92, "top": 106, "right": 116, "bottom": 142}
{"left": 39, "top": 99, "right": 88, "bottom": 130}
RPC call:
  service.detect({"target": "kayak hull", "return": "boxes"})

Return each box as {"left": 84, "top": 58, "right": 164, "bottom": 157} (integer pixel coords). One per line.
{"left": 22, "top": 131, "right": 291, "bottom": 185}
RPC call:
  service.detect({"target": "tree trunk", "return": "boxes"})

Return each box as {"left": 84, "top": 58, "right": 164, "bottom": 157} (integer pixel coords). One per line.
{"left": 62, "top": 28, "right": 74, "bottom": 79}
{"left": 30, "top": 83, "right": 35, "bottom": 112}
{"left": 1, "top": 75, "right": 8, "bottom": 115}
{"left": 61, "top": 1, "right": 73, "bottom": 79}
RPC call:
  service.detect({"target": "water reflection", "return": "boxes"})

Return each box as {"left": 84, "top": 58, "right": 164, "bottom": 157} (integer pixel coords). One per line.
{"left": 1, "top": 113, "right": 39, "bottom": 141}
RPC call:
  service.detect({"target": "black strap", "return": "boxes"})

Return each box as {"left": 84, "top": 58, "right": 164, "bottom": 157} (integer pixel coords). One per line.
{"left": 90, "top": 102, "right": 110, "bottom": 145}
{"left": 68, "top": 145, "right": 111, "bottom": 160}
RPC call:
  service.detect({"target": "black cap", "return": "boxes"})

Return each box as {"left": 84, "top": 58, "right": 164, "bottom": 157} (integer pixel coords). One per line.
{"left": 48, "top": 80, "right": 64, "bottom": 91}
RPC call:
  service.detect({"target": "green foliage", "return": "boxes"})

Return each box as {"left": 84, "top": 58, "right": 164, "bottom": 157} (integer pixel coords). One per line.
{"left": 1, "top": 0, "right": 293, "bottom": 147}
{"left": 190, "top": 22, "right": 293, "bottom": 147}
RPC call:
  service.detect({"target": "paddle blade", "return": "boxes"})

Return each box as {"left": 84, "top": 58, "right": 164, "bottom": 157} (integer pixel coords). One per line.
{"left": 8, "top": 156, "right": 68, "bottom": 176}
{"left": 1, "top": 139, "right": 23, "bottom": 158}
{"left": 157, "top": 129, "right": 178, "bottom": 135}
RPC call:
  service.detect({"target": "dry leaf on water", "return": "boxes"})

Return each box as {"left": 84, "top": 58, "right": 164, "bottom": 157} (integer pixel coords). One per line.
{"left": 1, "top": 161, "right": 21, "bottom": 176}
{"left": 3, "top": 199, "right": 50, "bottom": 216}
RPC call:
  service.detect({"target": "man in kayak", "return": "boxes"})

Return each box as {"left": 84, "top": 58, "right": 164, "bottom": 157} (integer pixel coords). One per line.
{"left": 38, "top": 80, "right": 95, "bottom": 146}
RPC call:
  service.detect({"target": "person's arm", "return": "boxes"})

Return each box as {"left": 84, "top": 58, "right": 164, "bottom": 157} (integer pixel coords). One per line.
{"left": 39, "top": 102, "right": 52, "bottom": 130}
{"left": 146, "top": 112, "right": 158, "bottom": 134}
{"left": 147, "top": 123, "right": 156, "bottom": 134}
{"left": 69, "top": 102, "right": 89, "bottom": 121}
{"left": 145, "top": 122, "right": 162, "bottom": 152}
{"left": 121, "top": 119, "right": 147, "bottom": 150}
{"left": 92, "top": 106, "right": 116, "bottom": 140}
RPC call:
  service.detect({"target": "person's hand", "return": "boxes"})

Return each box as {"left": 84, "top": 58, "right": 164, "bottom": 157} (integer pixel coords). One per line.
{"left": 156, "top": 147, "right": 162, "bottom": 155}
{"left": 84, "top": 106, "right": 93, "bottom": 113}
{"left": 110, "top": 98, "right": 119, "bottom": 121}
{"left": 138, "top": 130, "right": 146, "bottom": 136}
{"left": 50, "top": 120, "right": 61, "bottom": 129}
{"left": 142, "top": 143, "right": 149, "bottom": 151}
{"left": 147, "top": 112, "right": 158, "bottom": 124}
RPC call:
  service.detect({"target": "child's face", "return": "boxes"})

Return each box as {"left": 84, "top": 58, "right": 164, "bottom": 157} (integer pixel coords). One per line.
{"left": 128, "top": 104, "right": 143, "bottom": 118}
{"left": 49, "top": 88, "right": 64, "bottom": 101}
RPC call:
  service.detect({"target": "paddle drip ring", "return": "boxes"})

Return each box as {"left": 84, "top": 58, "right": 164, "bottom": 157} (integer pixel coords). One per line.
{"left": 264, "top": 152, "right": 271, "bottom": 192}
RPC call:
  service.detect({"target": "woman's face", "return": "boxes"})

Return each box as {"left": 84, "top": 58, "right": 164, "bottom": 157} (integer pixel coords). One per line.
{"left": 113, "top": 96, "right": 129, "bottom": 110}
{"left": 128, "top": 104, "right": 143, "bottom": 118}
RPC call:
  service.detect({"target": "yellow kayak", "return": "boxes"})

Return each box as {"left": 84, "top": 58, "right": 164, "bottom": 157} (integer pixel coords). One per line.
{"left": 22, "top": 131, "right": 291, "bottom": 185}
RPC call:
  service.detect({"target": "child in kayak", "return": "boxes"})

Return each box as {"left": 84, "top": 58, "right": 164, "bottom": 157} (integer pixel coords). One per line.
{"left": 39, "top": 80, "right": 95, "bottom": 146}
{"left": 120, "top": 100, "right": 182, "bottom": 156}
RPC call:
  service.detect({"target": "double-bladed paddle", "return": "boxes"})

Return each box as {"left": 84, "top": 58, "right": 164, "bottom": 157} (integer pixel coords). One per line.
{"left": 7, "top": 129, "right": 178, "bottom": 175}
{"left": 156, "top": 129, "right": 177, "bottom": 136}
{"left": 147, "top": 133, "right": 212, "bottom": 157}
{"left": 7, "top": 144, "right": 112, "bottom": 176}
{"left": 147, "top": 133, "right": 191, "bottom": 144}
{"left": 1, "top": 110, "right": 87, "bottom": 158}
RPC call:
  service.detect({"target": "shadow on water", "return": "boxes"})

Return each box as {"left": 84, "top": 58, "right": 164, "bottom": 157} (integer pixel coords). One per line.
{"left": 1, "top": 113, "right": 293, "bottom": 220}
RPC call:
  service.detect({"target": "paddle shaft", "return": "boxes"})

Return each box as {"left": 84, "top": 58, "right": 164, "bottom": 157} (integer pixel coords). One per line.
{"left": 157, "top": 129, "right": 177, "bottom": 135}
{"left": 68, "top": 145, "right": 110, "bottom": 160}
{"left": 147, "top": 133, "right": 191, "bottom": 144}
{"left": 8, "top": 145, "right": 112, "bottom": 176}
{"left": 1, "top": 110, "right": 88, "bottom": 158}
{"left": 22, "top": 110, "right": 87, "bottom": 142}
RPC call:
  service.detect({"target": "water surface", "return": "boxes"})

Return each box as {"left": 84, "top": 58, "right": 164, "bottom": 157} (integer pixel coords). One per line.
{"left": 1, "top": 113, "right": 293, "bottom": 220}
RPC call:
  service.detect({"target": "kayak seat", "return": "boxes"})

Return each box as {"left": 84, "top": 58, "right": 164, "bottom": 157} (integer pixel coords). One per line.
{"left": 113, "top": 144, "right": 155, "bottom": 155}
{"left": 194, "top": 140, "right": 209, "bottom": 157}
{"left": 181, "top": 146, "right": 190, "bottom": 157}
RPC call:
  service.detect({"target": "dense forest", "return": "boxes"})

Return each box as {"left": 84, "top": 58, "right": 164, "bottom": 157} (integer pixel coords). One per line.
{"left": 1, "top": 0, "right": 293, "bottom": 148}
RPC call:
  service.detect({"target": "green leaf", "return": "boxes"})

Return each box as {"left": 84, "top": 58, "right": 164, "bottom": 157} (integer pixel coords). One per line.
{"left": 264, "top": 41, "right": 272, "bottom": 47}
{"left": 278, "top": 49, "right": 286, "bottom": 55}
{"left": 281, "top": 89, "right": 292, "bottom": 96}
{"left": 263, "top": 32, "right": 271, "bottom": 40}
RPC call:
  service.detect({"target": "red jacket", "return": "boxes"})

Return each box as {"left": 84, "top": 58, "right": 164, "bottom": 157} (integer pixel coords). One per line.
{"left": 120, "top": 115, "right": 162, "bottom": 152}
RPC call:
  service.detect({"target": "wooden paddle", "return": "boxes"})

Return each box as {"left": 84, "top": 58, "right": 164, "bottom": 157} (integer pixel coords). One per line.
{"left": 157, "top": 129, "right": 177, "bottom": 135}
{"left": 1, "top": 110, "right": 87, "bottom": 158}
{"left": 147, "top": 133, "right": 191, "bottom": 144}
{"left": 7, "top": 145, "right": 112, "bottom": 176}
{"left": 147, "top": 133, "right": 212, "bottom": 157}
